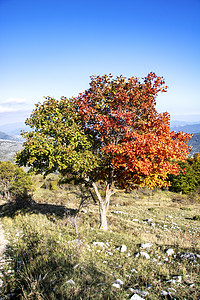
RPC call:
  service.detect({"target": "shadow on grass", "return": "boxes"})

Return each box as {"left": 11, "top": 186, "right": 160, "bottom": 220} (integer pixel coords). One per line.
{"left": 0, "top": 200, "right": 78, "bottom": 219}
{"left": 3, "top": 242, "right": 115, "bottom": 300}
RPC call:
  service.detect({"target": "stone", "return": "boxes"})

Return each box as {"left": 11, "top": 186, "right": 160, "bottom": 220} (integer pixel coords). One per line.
{"left": 130, "top": 289, "right": 149, "bottom": 297}
{"left": 121, "top": 245, "right": 127, "bottom": 252}
{"left": 131, "top": 268, "right": 138, "bottom": 273}
{"left": 135, "top": 252, "right": 150, "bottom": 259}
{"left": 161, "top": 290, "right": 168, "bottom": 296}
{"left": 66, "top": 279, "right": 75, "bottom": 285}
{"left": 112, "top": 210, "right": 128, "bottom": 215}
{"left": 181, "top": 252, "right": 195, "bottom": 260}
{"left": 166, "top": 248, "right": 174, "bottom": 256}
{"left": 93, "top": 242, "right": 105, "bottom": 247}
{"left": 114, "top": 279, "right": 123, "bottom": 285}
{"left": 112, "top": 283, "right": 121, "bottom": 288}
{"left": 140, "top": 242, "right": 152, "bottom": 249}
{"left": 130, "top": 294, "right": 145, "bottom": 300}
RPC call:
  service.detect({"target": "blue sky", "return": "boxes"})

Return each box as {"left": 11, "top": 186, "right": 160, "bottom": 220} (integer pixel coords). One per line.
{"left": 0, "top": 0, "right": 200, "bottom": 126}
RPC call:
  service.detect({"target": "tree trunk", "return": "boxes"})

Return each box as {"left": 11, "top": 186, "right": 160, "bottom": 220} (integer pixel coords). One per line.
{"left": 99, "top": 200, "right": 107, "bottom": 230}
{"left": 91, "top": 182, "right": 112, "bottom": 230}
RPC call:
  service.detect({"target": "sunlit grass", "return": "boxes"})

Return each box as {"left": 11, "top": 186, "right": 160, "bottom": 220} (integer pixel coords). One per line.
{"left": 0, "top": 178, "right": 200, "bottom": 299}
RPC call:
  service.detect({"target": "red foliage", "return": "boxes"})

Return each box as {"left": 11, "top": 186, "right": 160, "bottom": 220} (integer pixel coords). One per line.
{"left": 76, "top": 73, "right": 191, "bottom": 189}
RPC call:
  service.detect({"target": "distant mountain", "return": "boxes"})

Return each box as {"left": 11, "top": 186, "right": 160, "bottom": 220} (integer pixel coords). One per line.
{"left": 0, "top": 122, "right": 29, "bottom": 136}
{"left": 0, "top": 131, "right": 18, "bottom": 141}
{"left": 170, "top": 120, "right": 189, "bottom": 127}
{"left": 0, "top": 131, "right": 23, "bottom": 142}
{"left": 189, "top": 133, "right": 200, "bottom": 155}
{"left": 171, "top": 123, "right": 200, "bottom": 134}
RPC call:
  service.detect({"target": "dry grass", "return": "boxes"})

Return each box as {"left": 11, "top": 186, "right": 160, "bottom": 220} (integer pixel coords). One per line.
{"left": 0, "top": 176, "right": 199, "bottom": 299}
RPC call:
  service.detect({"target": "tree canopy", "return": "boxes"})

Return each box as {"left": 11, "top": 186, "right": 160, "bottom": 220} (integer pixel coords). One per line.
{"left": 0, "top": 161, "right": 33, "bottom": 201}
{"left": 169, "top": 153, "right": 200, "bottom": 194}
{"left": 16, "top": 73, "right": 192, "bottom": 230}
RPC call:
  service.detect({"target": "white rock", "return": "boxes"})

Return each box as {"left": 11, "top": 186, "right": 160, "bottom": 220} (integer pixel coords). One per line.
{"left": 135, "top": 252, "right": 150, "bottom": 259}
{"left": 173, "top": 275, "right": 182, "bottom": 283}
{"left": 0, "top": 279, "right": 3, "bottom": 288}
{"left": 81, "top": 209, "right": 87, "bottom": 213}
{"left": 130, "top": 294, "right": 145, "bottom": 300}
{"left": 181, "top": 252, "right": 195, "bottom": 260}
{"left": 114, "top": 279, "right": 123, "bottom": 285}
{"left": 167, "top": 279, "right": 176, "bottom": 284}
{"left": 93, "top": 242, "right": 105, "bottom": 247}
{"left": 112, "top": 283, "right": 121, "bottom": 288}
{"left": 112, "top": 210, "right": 128, "bottom": 214}
{"left": 166, "top": 248, "right": 174, "bottom": 256}
{"left": 131, "top": 289, "right": 149, "bottom": 297}
{"left": 121, "top": 245, "right": 127, "bottom": 252}
{"left": 66, "top": 279, "right": 75, "bottom": 285}
{"left": 132, "top": 219, "right": 139, "bottom": 222}
{"left": 140, "top": 242, "right": 152, "bottom": 249}
{"left": 168, "top": 287, "right": 177, "bottom": 292}
{"left": 161, "top": 290, "right": 168, "bottom": 296}
{"left": 131, "top": 268, "right": 138, "bottom": 273}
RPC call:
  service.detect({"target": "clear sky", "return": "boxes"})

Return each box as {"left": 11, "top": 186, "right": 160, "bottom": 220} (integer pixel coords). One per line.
{"left": 0, "top": 0, "right": 200, "bottom": 126}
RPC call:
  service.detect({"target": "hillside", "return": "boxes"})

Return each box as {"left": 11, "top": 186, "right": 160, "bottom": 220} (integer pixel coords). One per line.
{"left": 0, "top": 179, "right": 199, "bottom": 299}
{"left": 0, "top": 131, "right": 16, "bottom": 141}
{"left": 171, "top": 123, "right": 200, "bottom": 134}
{"left": 0, "top": 140, "right": 23, "bottom": 163}
{"left": 189, "top": 133, "right": 200, "bottom": 155}
{"left": 0, "top": 122, "right": 29, "bottom": 136}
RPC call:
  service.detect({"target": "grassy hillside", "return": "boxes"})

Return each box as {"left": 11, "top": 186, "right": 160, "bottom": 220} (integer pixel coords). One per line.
{"left": 0, "top": 176, "right": 199, "bottom": 299}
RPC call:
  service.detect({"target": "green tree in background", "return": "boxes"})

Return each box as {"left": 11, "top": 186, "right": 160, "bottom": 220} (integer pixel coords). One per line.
{"left": 169, "top": 153, "right": 200, "bottom": 194}
{"left": 0, "top": 161, "right": 33, "bottom": 201}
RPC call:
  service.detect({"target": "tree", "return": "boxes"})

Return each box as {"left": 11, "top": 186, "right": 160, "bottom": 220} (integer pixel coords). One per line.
{"left": 169, "top": 153, "right": 200, "bottom": 194}
{"left": 0, "top": 161, "right": 33, "bottom": 201}
{"left": 0, "top": 161, "right": 16, "bottom": 200}
{"left": 168, "top": 161, "right": 197, "bottom": 194}
{"left": 16, "top": 73, "right": 191, "bottom": 230}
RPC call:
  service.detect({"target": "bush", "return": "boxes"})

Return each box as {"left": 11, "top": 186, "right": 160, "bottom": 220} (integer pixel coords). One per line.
{"left": 0, "top": 161, "right": 34, "bottom": 201}
{"left": 193, "top": 215, "right": 200, "bottom": 221}
{"left": 49, "top": 180, "right": 58, "bottom": 191}
{"left": 169, "top": 154, "right": 200, "bottom": 194}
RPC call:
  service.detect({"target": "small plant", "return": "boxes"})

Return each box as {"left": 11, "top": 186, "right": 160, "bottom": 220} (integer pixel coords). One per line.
{"left": 49, "top": 180, "right": 58, "bottom": 191}
{"left": 193, "top": 215, "right": 200, "bottom": 221}
{"left": 148, "top": 207, "right": 155, "bottom": 212}
{"left": 180, "top": 207, "right": 192, "bottom": 211}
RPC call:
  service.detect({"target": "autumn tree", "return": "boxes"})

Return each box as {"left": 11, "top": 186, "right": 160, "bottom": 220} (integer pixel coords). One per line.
{"left": 16, "top": 73, "right": 191, "bottom": 230}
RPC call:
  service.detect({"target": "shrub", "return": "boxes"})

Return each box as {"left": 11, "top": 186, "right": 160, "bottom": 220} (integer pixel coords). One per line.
{"left": 49, "top": 180, "right": 58, "bottom": 191}
{"left": 0, "top": 161, "right": 34, "bottom": 202}
{"left": 193, "top": 215, "right": 200, "bottom": 221}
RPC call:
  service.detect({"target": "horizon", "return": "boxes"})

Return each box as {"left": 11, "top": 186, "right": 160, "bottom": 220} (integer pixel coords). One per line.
{"left": 0, "top": 0, "right": 200, "bottom": 126}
